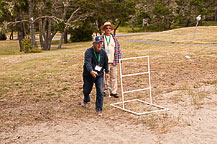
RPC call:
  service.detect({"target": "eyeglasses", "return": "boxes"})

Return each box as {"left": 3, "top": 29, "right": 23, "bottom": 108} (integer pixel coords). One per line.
{"left": 105, "top": 27, "right": 111, "bottom": 29}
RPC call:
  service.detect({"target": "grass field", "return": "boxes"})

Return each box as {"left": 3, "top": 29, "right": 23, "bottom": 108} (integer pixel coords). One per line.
{"left": 0, "top": 26, "right": 216, "bottom": 135}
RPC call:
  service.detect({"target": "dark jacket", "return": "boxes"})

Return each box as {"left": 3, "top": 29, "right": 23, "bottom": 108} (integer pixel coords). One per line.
{"left": 83, "top": 46, "right": 109, "bottom": 78}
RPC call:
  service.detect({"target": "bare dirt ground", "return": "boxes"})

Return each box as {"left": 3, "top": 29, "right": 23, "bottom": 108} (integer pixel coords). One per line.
{"left": 1, "top": 87, "right": 217, "bottom": 144}
{"left": 0, "top": 26, "right": 217, "bottom": 143}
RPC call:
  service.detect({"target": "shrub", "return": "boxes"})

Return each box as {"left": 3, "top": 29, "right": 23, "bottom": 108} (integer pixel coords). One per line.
{"left": 22, "top": 38, "right": 41, "bottom": 53}
{"left": 22, "top": 37, "right": 32, "bottom": 53}
{"left": 70, "top": 24, "right": 94, "bottom": 42}
{"left": 0, "top": 33, "right": 7, "bottom": 40}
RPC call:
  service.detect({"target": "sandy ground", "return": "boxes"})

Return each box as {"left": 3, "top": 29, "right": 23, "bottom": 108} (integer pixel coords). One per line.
{"left": 1, "top": 88, "right": 216, "bottom": 144}
{"left": 0, "top": 119, "right": 157, "bottom": 144}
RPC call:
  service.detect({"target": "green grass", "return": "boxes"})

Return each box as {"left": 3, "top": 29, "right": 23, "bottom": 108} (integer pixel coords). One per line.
{"left": 118, "top": 26, "right": 144, "bottom": 33}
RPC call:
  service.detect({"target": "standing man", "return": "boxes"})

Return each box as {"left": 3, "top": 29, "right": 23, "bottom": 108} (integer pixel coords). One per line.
{"left": 100, "top": 22, "right": 122, "bottom": 98}
{"left": 82, "top": 36, "right": 109, "bottom": 116}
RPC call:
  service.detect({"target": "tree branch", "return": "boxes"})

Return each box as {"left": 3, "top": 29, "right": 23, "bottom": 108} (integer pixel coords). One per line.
{"left": 4, "top": 12, "right": 83, "bottom": 30}
{"left": 65, "top": 7, "right": 80, "bottom": 26}
{"left": 33, "top": 16, "right": 64, "bottom": 23}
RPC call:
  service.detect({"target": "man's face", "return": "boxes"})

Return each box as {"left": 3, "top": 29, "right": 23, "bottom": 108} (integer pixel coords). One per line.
{"left": 104, "top": 26, "right": 112, "bottom": 34}
{"left": 93, "top": 42, "right": 103, "bottom": 52}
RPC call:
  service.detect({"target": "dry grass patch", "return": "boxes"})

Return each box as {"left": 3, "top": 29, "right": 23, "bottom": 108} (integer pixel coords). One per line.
{"left": 136, "top": 113, "right": 179, "bottom": 133}
{"left": 0, "top": 40, "right": 20, "bottom": 55}
{"left": 0, "top": 26, "right": 217, "bottom": 134}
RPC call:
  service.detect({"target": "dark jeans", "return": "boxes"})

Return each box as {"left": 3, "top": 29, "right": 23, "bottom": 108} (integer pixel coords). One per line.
{"left": 83, "top": 75, "right": 104, "bottom": 112}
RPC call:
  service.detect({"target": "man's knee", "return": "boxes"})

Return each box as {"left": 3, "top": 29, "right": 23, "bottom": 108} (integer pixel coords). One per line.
{"left": 83, "top": 84, "right": 93, "bottom": 95}
{"left": 83, "top": 86, "right": 92, "bottom": 95}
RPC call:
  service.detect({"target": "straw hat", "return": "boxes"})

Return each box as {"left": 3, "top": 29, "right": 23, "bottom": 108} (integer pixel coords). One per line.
{"left": 100, "top": 22, "right": 115, "bottom": 31}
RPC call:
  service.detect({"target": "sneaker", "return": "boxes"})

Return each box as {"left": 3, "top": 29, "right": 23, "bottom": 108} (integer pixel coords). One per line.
{"left": 97, "top": 111, "right": 102, "bottom": 116}
{"left": 81, "top": 101, "right": 87, "bottom": 107}
{"left": 110, "top": 93, "right": 119, "bottom": 98}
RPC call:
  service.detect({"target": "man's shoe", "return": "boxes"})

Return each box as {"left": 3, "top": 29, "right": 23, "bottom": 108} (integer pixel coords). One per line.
{"left": 110, "top": 94, "right": 119, "bottom": 98}
{"left": 81, "top": 101, "right": 87, "bottom": 107}
{"left": 97, "top": 111, "right": 102, "bottom": 116}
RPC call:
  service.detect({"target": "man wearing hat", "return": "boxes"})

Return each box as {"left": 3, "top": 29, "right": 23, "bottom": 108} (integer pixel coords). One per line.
{"left": 100, "top": 22, "right": 122, "bottom": 98}
{"left": 82, "top": 36, "right": 109, "bottom": 116}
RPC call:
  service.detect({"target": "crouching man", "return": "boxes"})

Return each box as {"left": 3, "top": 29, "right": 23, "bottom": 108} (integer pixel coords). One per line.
{"left": 82, "top": 36, "right": 109, "bottom": 116}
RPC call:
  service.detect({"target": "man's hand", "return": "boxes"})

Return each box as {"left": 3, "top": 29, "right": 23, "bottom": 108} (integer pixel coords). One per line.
{"left": 105, "top": 73, "right": 110, "bottom": 80}
{"left": 90, "top": 71, "right": 98, "bottom": 78}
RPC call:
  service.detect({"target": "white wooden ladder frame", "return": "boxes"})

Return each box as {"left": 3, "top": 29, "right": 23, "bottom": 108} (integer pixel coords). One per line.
{"left": 110, "top": 56, "right": 168, "bottom": 115}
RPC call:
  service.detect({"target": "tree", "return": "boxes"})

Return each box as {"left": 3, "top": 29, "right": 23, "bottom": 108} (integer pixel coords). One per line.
{"left": 87, "top": 0, "right": 136, "bottom": 35}
{"left": 0, "top": 0, "right": 3, "bottom": 19}
{"left": 174, "top": 0, "right": 217, "bottom": 26}
{"left": 2, "top": 0, "right": 29, "bottom": 51}
{"left": 130, "top": 0, "right": 154, "bottom": 31}
{"left": 36, "top": 0, "right": 90, "bottom": 50}
{"left": 152, "top": 1, "right": 175, "bottom": 30}
{"left": 29, "top": 0, "right": 36, "bottom": 47}
{"left": 57, "top": 6, "right": 80, "bottom": 49}
{"left": 109, "top": 0, "right": 136, "bottom": 35}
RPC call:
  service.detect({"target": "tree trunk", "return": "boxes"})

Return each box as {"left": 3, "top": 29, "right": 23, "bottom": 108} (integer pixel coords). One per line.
{"left": 22, "top": 11, "right": 27, "bottom": 37}
{"left": 130, "top": 22, "right": 134, "bottom": 32}
{"left": 17, "top": 10, "right": 24, "bottom": 51}
{"left": 58, "top": 32, "right": 64, "bottom": 49}
{"left": 29, "top": 0, "right": 36, "bottom": 47}
{"left": 39, "top": 18, "right": 45, "bottom": 50}
{"left": 47, "top": 19, "right": 52, "bottom": 50}
{"left": 57, "top": 7, "right": 80, "bottom": 49}
{"left": 186, "top": 18, "right": 191, "bottom": 27}
{"left": 39, "top": 18, "right": 56, "bottom": 50}
{"left": 39, "top": 11, "right": 45, "bottom": 50}
{"left": 168, "top": 22, "right": 172, "bottom": 29}
{"left": 39, "top": 17, "right": 48, "bottom": 50}
{"left": 10, "top": 30, "right": 13, "bottom": 40}
{"left": 64, "top": 30, "right": 68, "bottom": 43}
{"left": 18, "top": 31, "right": 24, "bottom": 52}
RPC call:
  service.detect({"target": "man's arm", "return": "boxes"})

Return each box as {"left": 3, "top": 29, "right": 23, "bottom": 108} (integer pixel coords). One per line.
{"left": 84, "top": 49, "right": 93, "bottom": 72}
{"left": 115, "top": 37, "right": 122, "bottom": 59}
{"left": 104, "top": 51, "right": 109, "bottom": 74}
{"left": 85, "top": 48, "right": 98, "bottom": 78}
{"left": 113, "top": 35, "right": 122, "bottom": 60}
{"left": 104, "top": 52, "right": 109, "bottom": 80}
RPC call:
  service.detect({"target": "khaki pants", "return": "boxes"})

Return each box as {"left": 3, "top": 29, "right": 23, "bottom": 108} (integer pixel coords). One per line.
{"left": 108, "top": 63, "right": 118, "bottom": 94}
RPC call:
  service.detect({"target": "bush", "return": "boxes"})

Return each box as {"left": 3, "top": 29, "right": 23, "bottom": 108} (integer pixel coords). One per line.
{"left": 70, "top": 24, "right": 94, "bottom": 42}
{"left": 0, "top": 33, "right": 7, "bottom": 40}
{"left": 201, "top": 21, "right": 217, "bottom": 26}
{"left": 22, "top": 37, "right": 32, "bottom": 53}
{"left": 22, "top": 38, "right": 41, "bottom": 53}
